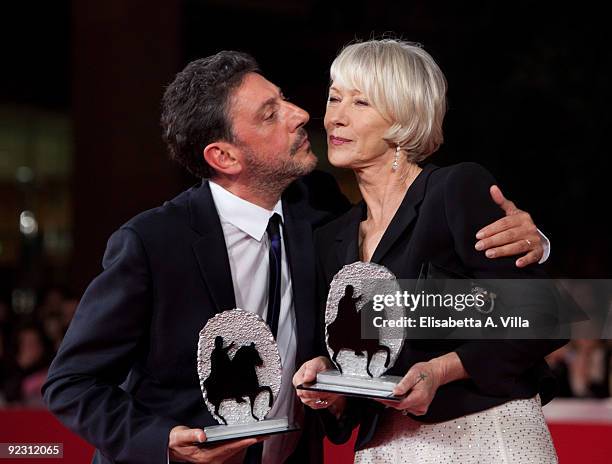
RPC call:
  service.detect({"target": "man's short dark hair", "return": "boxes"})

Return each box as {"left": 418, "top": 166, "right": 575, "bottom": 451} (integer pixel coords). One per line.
{"left": 161, "top": 51, "right": 260, "bottom": 178}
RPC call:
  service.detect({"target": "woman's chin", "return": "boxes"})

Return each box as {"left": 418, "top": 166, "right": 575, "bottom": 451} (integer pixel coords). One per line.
{"left": 327, "top": 152, "right": 355, "bottom": 169}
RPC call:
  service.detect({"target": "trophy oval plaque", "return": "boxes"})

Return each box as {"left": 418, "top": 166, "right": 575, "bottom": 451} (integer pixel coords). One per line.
{"left": 197, "top": 309, "right": 282, "bottom": 426}
{"left": 325, "top": 261, "right": 405, "bottom": 378}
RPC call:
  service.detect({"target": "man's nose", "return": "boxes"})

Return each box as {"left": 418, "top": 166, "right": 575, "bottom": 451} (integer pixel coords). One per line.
{"left": 288, "top": 102, "right": 309, "bottom": 131}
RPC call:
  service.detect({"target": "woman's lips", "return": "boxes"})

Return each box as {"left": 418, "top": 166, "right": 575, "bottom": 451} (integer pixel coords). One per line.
{"left": 330, "top": 135, "right": 352, "bottom": 146}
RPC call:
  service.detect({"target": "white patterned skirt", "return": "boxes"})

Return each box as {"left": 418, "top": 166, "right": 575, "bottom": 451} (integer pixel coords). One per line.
{"left": 354, "top": 395, "right": 557, "bottom": 464}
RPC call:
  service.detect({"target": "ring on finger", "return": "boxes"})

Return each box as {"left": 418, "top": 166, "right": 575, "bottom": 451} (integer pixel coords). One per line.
{"left": 525, "top": 238, "right": 532, "bottom": 248}
{"left": 314, "top": 399, "right": 328, "bottom": 406}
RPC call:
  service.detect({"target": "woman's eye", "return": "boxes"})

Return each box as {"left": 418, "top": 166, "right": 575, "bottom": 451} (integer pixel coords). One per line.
{"left": 355, "top": 99, "right": 369, "bottom": 106}
{"left": 328, "top": 96, "right": 340, "bottom": 103}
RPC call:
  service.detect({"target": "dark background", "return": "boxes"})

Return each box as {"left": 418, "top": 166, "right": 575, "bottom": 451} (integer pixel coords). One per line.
{"left": 1, "top": 0, "right": 610, "bottom": 299}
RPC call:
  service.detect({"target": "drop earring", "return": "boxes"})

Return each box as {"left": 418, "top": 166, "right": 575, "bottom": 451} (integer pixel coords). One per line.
{"left": 392, "top": 144, "right": 400, "bottom": 171}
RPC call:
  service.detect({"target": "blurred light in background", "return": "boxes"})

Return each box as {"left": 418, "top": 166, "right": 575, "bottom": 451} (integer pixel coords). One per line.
{"left": 19, "top": 211, "right": 38, "bottom": 237}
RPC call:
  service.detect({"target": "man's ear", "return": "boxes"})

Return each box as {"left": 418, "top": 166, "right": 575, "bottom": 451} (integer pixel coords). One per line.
{"left": 203, "top": 142, "right": 242, "bottom": 176}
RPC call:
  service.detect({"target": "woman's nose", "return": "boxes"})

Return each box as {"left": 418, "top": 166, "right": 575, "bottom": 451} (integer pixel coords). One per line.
{"left": 329, "top": 107, "right": 348, "bottom": 127}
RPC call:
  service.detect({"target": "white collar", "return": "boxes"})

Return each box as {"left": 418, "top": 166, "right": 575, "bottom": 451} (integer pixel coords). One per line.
{"left": 209, "top": 181, "right": 283, "bottom": 241}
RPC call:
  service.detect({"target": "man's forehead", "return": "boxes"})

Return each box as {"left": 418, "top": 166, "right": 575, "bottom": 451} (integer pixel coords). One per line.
{"left": 231, "top": 73, "right": 280, "bottom": 112}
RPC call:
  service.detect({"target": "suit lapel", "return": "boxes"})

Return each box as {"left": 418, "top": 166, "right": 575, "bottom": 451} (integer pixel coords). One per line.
{"left": 282, "top": 200, "right": 315, "bottom": 362}
{"left": 189, "top": 180, "right": 236, "bottom": 313}
{"left": 370, "top": 164, "right": 437, "bottom": 264}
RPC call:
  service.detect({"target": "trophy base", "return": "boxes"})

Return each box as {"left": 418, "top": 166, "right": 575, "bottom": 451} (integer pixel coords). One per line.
{"left": 297, "top": 369, "right": 406, "bottom": 401}
{"left": 195, "top": 418, "right": 299, "bottom": 446}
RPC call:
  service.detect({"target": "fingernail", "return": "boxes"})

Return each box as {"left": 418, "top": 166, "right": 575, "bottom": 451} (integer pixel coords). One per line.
{"left": 476, "top": 231, "right": 484, "bottom": 239}
{"left": 475, "top": 241, "right": 484, "bottom": 251}
{"left": 486, "top": 250, "right": 495, "bottom": 258}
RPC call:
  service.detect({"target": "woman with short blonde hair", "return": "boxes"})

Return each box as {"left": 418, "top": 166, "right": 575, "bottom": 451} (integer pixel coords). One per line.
{"left": 330, "top": 39, "right": 447, "bottom": 162}
{"left": 294, "top": 38, "right": 563, "bottom": 463}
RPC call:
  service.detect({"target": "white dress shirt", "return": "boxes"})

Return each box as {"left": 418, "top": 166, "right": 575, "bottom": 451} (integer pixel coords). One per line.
{"left": 209, "top": 181, "right": 299, "bottom": 463}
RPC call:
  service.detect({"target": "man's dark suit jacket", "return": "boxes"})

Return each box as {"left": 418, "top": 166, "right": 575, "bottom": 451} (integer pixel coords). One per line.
{"left": 42, "top": 171, "right": 349, "bottom": 464}
{"left": 314, "top": 162, "right": 567, "bottom": 450}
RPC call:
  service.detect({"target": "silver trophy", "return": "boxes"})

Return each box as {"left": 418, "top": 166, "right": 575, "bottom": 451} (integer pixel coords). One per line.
{"left": 298, "top": 262, "right": 406, "bottom": 401}
{"left": 196, "top": 309, "right": 298, "bottom": 444}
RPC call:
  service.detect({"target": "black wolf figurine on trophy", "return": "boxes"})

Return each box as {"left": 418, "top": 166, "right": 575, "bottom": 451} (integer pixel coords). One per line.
{"left": 298, "top": 262, "right": 406, "bottom": 401}
{"left": 195, "top": 309, "right": 298, "bottom": 445}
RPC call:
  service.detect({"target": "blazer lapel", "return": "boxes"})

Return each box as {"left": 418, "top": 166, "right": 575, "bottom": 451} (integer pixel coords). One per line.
{"left": 371, "top": 164, "right": 437, "bottom": 264}
{"left": 282, "top": 200, "right": 316, "bottom": 362}
{"left": 189, "top": 180, "right": 236, "bottom": 313}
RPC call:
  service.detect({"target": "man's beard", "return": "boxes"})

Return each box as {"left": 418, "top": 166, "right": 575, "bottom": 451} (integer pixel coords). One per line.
{"left": 240, "top": 132, "right": 317, "bottom": 195}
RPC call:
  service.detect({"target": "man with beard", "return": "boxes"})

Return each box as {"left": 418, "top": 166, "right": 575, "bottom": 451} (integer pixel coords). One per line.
{"left": 42, "top": 51, "right": 548, "bottom": 464}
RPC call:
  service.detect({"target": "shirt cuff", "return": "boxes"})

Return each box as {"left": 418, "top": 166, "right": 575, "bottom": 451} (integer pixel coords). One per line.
{"left": 537, "top": 228, "right": 551, "bottom": 264}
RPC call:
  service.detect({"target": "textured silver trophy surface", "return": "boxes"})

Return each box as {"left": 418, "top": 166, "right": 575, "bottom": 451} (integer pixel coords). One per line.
{"left": 299, "top": 262, "right": 406, "bottom": 400}
{"left": 196, "top": 309, "right": 298, "bottom": 444}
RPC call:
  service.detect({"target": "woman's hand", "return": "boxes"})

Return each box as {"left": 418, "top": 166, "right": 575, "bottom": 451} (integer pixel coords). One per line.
{"left": 293, "top": 356, "right": 346, "bottom": 417}
{"left": 378, "top": 352, "right": 468, "bottom": 416}
{"left": 378, "top": 361, "right": 442, "bottom": 415}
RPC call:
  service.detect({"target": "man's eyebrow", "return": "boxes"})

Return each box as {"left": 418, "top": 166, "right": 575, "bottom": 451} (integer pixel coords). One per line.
{"left": 255, "top": 89, "right": 283, "bottom": 116}
{"left": 256, "top": 97, "right": 278, "bottom": 115}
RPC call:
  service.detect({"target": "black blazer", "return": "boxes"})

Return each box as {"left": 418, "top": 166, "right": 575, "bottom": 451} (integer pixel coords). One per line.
{"left": 42, "top": 171, "right": 349, "bottom": 464}
{"left": 314, "top": 162, "right": 567, "bottom": 449}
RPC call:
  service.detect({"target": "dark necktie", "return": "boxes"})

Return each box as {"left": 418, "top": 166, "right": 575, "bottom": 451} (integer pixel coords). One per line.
{"left": 243, "top": 213, "right": 282, "bottom": 464}
{"left": 265, "top": 213, "right": 282, "bottom": 337}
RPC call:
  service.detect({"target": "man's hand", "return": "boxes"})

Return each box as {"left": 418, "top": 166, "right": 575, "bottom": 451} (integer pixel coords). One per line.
{"left": 475, "top": 185, "right": 544, "bottom": 267}
{"left": 293, "top": 356, "right": 345, "bottom": 417}
{"left": 168, "top": 426, "right": 262, "bottom": 463}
